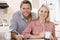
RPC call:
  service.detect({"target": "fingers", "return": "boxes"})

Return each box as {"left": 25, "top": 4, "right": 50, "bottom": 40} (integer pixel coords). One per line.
{"left": 16, "top": 34, "right": 23, "bottom": 40}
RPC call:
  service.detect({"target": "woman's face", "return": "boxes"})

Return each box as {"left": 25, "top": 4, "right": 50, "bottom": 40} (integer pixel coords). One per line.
{"left": 38, "top": 7, "right": 49, "bottom": 20}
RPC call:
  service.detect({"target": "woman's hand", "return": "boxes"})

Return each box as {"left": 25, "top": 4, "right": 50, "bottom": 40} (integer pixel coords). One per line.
{"left": 30, "top": 32, "right": 44, "bottom": 39}
{"left": 38, "top": 32, "right": 45, "bottom": 38}
{"left": 49, "top": 35, "right": 56, "bottom": 40}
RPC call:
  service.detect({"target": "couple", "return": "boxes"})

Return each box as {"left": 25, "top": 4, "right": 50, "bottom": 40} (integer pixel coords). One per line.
{"left": 10, "top": 0, "right": 57, "bottom": 40}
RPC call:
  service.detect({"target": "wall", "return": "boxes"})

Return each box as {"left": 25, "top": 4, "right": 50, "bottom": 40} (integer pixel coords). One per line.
{"left": 0, "top": 0, "right": 21, "bottom": 25}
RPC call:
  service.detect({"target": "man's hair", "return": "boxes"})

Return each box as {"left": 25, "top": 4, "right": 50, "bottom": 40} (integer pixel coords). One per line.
{"left": 20, "top": 0, "right": 32, "bottom": 9}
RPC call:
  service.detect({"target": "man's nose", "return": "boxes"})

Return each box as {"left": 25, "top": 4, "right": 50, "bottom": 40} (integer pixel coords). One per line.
{"left": 25, "top": 9, "right": 28, "bottom": 12}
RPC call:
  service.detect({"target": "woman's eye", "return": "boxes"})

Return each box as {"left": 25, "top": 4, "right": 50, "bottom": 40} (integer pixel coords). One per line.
{"left": 40, "top": 10, "right": 48, "bottom": 13}
{"left": 45, "top": 11, "right": 48, "bottom": 13}
{"left": 40, "top": 10, "right": 43, "bottom": 12}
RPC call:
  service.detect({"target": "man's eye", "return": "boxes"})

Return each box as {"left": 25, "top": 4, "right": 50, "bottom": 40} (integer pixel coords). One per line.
{"left": 23, "top": 8, "right": 25, "bottom": 9}
{"left": 27, "top": 8, "right": 29, "bottom": 9}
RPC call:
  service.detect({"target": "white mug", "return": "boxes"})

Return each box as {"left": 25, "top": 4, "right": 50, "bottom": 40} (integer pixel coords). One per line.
{"left": 44, "top": 32, "right": 51, "bottom": 39}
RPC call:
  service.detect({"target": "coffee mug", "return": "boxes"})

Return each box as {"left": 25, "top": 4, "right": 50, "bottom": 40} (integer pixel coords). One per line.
{"left": 44, "top": 32, "right": 51, "bottom": 39}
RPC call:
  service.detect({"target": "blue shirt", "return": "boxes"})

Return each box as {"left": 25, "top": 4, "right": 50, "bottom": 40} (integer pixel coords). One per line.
{"left": 9, "top": 11, "right": 36, "bottom": 34}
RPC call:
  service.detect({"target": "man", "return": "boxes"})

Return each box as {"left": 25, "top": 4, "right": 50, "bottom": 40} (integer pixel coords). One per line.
{"left": 10, "top": 0, "right": 36, "bottom": 40}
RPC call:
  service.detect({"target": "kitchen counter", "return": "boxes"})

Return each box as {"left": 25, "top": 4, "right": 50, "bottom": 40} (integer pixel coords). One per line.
{"left": 0, "top": 26, "right": 11, "bottom": 40}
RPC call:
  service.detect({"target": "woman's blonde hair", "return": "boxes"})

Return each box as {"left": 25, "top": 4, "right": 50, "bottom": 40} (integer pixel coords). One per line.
{"left": 36, "top": 4, "right": 50, "bottom": 22}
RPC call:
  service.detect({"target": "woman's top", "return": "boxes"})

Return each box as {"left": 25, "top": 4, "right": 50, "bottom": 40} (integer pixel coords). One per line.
{"left": 22, "top": 20, "right": 57, "bottom": 40}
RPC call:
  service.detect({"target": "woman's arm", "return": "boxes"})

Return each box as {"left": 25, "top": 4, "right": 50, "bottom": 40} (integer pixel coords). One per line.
{"left": 22, "top": 22, "right": 32, "bottom": 38}
{"left": 30, "top": 32, "right": 45, "bottom": 39}
{"left": 52, "top": 24, "right": 57, "bottom": 40}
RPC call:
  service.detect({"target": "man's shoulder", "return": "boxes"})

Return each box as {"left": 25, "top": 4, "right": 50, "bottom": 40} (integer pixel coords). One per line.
{"left": 12, "top": 11, "right": 21, "bottom": 17}
{"left": 13, "top": 11, "right": 21, "bottom": 15}
{"left": 11, "top": 11, "right": 21, "bottom": 19}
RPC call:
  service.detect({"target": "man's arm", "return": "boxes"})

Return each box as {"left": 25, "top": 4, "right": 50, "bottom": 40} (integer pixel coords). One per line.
{"left": 11, "top": 32, "right": 17, "bottom": 39}
{"left": 9, "top": 13, "right": 18, "bottom": 39}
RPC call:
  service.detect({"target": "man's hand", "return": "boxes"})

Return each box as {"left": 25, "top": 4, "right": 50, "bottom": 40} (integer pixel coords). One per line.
{"left": 16, "top": 34, "right": 23, "bottom": 40}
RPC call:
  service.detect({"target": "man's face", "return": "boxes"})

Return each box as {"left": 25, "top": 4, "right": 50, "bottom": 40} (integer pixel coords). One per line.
{"left": 20, "top": 4, "right": 31, "bottom": 17}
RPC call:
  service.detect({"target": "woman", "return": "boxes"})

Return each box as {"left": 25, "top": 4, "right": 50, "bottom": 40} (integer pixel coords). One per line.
{"left": 22, "top": 4, "right": 57, "bottom": 40}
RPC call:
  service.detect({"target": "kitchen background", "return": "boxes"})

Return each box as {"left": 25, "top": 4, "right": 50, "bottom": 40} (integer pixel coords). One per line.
{"left": 0, "top": 0, "right": 60, "bottom": 40}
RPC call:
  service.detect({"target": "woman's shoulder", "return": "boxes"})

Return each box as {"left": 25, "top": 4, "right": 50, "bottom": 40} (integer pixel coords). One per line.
{"left": 46, "top": 21, "right": 54, "bottom": 24}
{"left": 29, "top": 20, "right": 38, "bottom": 26}
{"left": 46, "top": 21, "right": 55, "bottom": 26}
{"left": 30, "top": 20, "right": 37, "bottom": 24}
{"left": 46, "top": 21, "right": 55, "bottom": 28}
